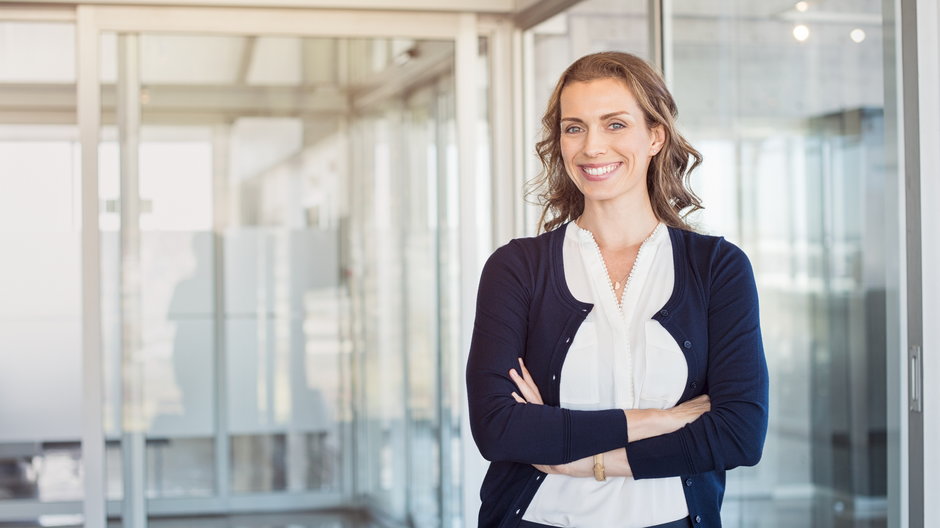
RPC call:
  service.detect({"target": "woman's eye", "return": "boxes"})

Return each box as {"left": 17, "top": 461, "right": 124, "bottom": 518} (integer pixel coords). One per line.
{"left": 610, "top": 122, "right": 626, "bottom": 130}
{"left": 564, "top": 125, "right": 582, "bottom": 134}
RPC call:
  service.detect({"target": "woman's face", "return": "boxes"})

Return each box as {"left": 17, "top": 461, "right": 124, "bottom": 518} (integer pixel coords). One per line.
{"left": 559, "top": 78, "right": 664, "bottom": 208}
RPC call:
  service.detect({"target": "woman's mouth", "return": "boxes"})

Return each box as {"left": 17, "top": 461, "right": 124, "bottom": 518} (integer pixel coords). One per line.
{"left": 580, "top": 162, "right": 622, "bottom": 181}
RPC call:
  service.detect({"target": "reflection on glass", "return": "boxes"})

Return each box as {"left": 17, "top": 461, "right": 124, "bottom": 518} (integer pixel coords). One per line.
{"left": 100, "top": 121, "right": 218, "bottom": 499}
{"left": 671, "top": 2, "right": 888, "bottom": 526}
{"left": 345, "top": 42, "right": 458, "bottom": 526}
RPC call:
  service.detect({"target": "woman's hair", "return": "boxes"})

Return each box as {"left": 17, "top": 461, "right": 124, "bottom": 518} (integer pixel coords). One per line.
{"left": 529, "top": 51, "right": 703, "bottom": 233}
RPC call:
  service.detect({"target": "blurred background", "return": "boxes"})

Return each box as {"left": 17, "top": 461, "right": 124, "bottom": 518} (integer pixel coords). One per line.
{"left": 0, "top": 0, "right": 935, "bottom": 527}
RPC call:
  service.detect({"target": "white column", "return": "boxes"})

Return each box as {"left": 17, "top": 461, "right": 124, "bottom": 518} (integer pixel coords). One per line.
{"left": 117, "top": 32, "right": 147, "bottom": 528}
{"left": 78, "top": 6, "right": 107, "bottom": 528}
{"left": 456, "top": 12, "right": 486, "bottom": 528}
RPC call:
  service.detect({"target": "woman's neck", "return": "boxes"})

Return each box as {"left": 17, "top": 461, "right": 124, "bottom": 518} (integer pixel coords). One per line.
{"left": 576, "top": 199, "right": 659, "bottom": 250}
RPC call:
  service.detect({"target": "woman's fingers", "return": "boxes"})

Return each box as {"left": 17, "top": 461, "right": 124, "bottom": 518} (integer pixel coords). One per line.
{"left": 511, "top": 391, "right": 526, "bottom": 404}
{"left": 509, "top": 359, "right": 544, "bottom": 405}
{"left": 688, "top": 394, "right": 710, "bottom": 412}
{"left": 518, "top": 358, "right": 544, "bottom": 404}
{"left": 669, "top": 394, "right": 711, "bottom": 425}
{"left": 509, "top": 368, "right": 540, "bottom": 404}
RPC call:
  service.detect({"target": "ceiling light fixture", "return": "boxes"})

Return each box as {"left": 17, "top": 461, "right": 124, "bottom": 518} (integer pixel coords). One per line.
{"left": 793, "top": 24, "right": 810, "bottom": 42}
{"left": 850, "top": 28, "right": 866, "bottom": 43}
{"left": 795, "top": 1, "right": 809, "bottom": 12}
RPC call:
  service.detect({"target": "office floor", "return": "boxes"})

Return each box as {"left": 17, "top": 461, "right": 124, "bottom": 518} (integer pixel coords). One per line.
{"left": 0, "top": 511, "right": 385, "bottom": 528}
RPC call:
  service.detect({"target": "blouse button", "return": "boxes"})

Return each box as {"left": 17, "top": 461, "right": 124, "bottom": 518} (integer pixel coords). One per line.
{"left": 684, "top": 340, "right": 692, "bottom": 349}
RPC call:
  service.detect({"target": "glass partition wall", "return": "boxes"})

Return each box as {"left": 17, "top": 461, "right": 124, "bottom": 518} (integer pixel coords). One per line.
{"left": 0, "top": 7, "right": 468, "bottom": 527}
{"left": 670, "top": 2, "right": 889, "bottom": 527}
{"left": 98, "top": 32, "right": 462, "bottom": 526}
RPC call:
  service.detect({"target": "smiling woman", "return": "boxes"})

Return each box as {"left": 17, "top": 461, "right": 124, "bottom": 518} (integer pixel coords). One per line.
{"left": 466, "top": 52, "right": 768, "bottom": 528}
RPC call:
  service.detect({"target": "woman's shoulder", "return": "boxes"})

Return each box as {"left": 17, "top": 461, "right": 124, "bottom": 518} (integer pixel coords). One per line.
{"left": 669, "top": 225, "right": 746, "bottom": 253}
{"left": 668, "top": 225, "right": 753, "bottom": 271}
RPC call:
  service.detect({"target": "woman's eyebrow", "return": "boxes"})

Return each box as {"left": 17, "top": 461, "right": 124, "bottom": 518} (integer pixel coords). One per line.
{"left": 560, "top": 111, "right": 631, "bottom": 122}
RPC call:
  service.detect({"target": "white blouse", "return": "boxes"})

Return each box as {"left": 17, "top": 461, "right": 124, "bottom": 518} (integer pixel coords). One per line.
{"left": 522, "top": 221, "right": 689, "bottom": 527}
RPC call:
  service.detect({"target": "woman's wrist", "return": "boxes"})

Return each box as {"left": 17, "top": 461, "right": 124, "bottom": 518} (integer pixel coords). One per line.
{"left": 624, "top": 408, "right": 670, "bottom": 442}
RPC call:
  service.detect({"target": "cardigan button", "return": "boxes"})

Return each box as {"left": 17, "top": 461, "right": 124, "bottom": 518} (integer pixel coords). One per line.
{"left": 515, "top": 509, "right": 521, "bottom": 515}
{"left": 660, "top": 309, "right": 669, "bottom": 316}
{"left": 686, "top": 478, "right": 693, "bottom": 486}
{"left": 552, "top": 374, "right": 557, "bottom": 381}
{"left": 683, "top": 340, "right": 692, "bottom": 349}
{"left": 690, "top": 381, "right": 697, "bottom": 390}
{"left": 565, "top": 337, "right": 571, "bottom": 344}
{"left": 695, "top": 515, "right": 702, "bottom": 523}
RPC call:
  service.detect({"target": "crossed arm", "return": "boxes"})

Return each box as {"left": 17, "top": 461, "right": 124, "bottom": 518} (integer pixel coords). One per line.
{"left": 509, "top": 357, "right": 710, "bottom": 478}
{"left": 467, "top": 240, "right": 767, "bottom": 477}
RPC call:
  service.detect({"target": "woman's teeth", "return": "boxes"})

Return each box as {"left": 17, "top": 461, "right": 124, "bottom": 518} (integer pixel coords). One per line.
{"left": 584, "top": 163, "right": 618, "bottom": 176}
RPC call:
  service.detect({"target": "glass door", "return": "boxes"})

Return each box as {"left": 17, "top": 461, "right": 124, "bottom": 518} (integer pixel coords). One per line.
{"left": 81, "top": 7, "right": 475, "bottom": 527}
{"left": 100, "top": 30, "right": 357, "bottom": 519}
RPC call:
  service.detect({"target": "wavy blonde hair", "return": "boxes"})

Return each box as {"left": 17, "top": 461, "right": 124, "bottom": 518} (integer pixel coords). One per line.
{"left": 529, "top": 51, "right": 703, "bottom": 233}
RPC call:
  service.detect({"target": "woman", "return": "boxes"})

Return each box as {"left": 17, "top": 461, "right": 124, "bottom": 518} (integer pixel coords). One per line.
{"left": 466, "top": 52, "right": 768, "bottom": 528}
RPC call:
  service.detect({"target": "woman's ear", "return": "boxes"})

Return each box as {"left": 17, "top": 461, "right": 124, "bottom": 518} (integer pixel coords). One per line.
{"left": 649, "top": 124, "right": 666, "bottom": 156}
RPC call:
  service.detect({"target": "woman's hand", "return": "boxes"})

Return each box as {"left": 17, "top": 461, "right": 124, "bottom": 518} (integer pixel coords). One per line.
{"left": 667, "top": 394, "right": 711, "bottom": 427}
{"left": 509, "top": 358, "right": 543, "bottom": 405}
{"left": 625, "top": 394, "right": 711, "bottom": 442}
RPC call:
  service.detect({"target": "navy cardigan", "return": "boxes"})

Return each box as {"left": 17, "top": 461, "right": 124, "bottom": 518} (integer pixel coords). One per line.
{"left": 466, "top": 223, "right": 769, "bottom": 528}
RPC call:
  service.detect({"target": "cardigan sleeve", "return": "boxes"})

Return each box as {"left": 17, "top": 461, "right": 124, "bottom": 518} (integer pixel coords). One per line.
{"left": 466, "top": 242, "right": 629, "bottom": 465}
{"left": 626, "top": 238, "right": 769, "bottom": 478}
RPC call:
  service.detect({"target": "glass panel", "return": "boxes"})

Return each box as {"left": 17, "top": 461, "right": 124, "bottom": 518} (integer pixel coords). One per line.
{"left": 670, "top": 2, "right": 888, "bottom": 526}
{"left": 402, "top": 88, "right": 441, "bottom": 526}
{"left": 101, "top": 31, "right": 220, "bottom": 505}
{"left": 224, "top": 227, "right": 343, "bottom": 494}
{"left": 1, "top": 17, "right": 464, "bottom": 524}
{"left": 98, "top": 31, "right": 459, "bottom": 525}
{"left": 345, "top": 39, "right": 458, "bottom": 526}
{"left": 0, "top": 20, "right": 81, "bottom": 507}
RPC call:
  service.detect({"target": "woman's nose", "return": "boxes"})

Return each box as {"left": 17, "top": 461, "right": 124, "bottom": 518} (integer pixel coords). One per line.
{"left": 583, "top": 129, "right": 607, "bottom": 157}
